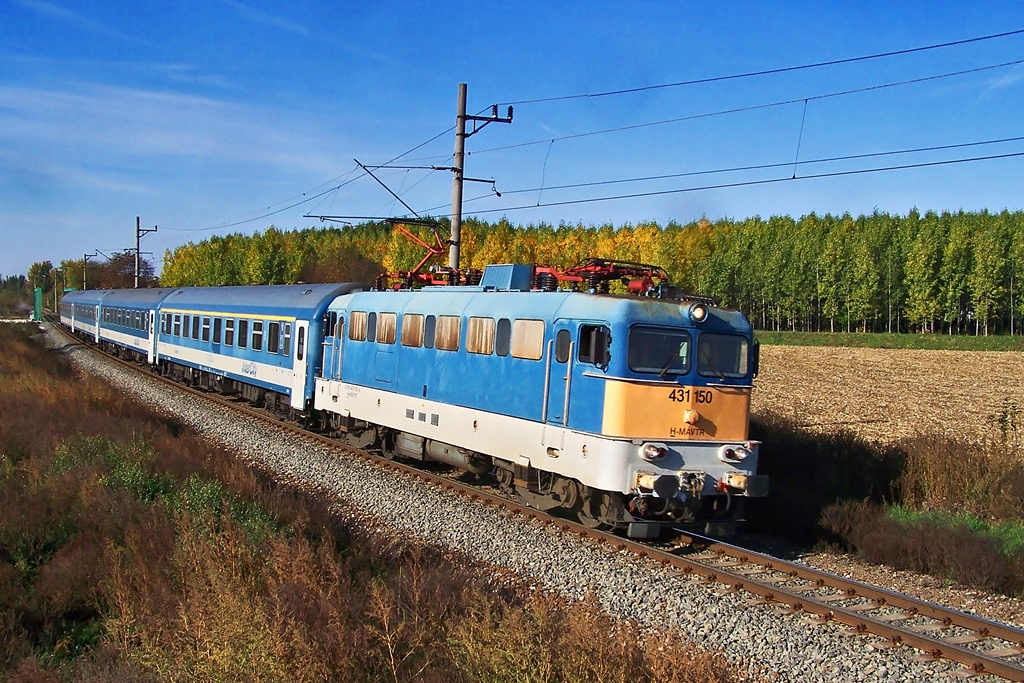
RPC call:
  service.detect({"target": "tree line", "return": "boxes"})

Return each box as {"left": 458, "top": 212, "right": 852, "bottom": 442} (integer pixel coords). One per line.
{"left": 36, "top": 208, "right": 1024, "bottom": 335}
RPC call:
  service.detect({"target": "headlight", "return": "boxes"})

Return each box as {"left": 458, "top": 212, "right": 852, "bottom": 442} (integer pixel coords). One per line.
{"left": 685, "top": 302, "right": 708, "bottom": 324}
{"left": 639, "top": 442, "right": 668, "bottom": 462}
{"left": 717, "top": 445, "right": 751, "bottom": 462}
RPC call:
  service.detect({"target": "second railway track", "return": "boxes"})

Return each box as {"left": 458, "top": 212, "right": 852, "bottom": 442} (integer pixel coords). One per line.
{"left": 45, "top": 320, "right": 1024, "bottom": 682}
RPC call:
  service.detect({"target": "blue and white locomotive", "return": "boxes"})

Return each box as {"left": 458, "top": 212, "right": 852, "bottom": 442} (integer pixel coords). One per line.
{"left": 59, "top": 260, "right": 767, "bottom": 537}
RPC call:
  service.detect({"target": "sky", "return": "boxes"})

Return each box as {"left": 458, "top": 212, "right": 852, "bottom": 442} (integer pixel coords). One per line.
{"left": 2, "top": 1, "right": 1023, "bottom": 279}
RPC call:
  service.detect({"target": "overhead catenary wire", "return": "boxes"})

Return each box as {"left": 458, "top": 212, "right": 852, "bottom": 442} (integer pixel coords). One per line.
{"left": 450, "top": 151, "right": 1024, "bottom": 218}
{"left": 417, "top": 134, "right": 1024, "bottom": 214}
{"left": 471, "top": 59, "right": 1024, "bottom": 156}
{"left": 499, "top": 27, "right": 1024, "bottom": 105}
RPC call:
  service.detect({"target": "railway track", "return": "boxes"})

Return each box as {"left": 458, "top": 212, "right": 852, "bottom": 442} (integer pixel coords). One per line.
{"left": 50, "top": 320, "right": 1024, "bottom": 681}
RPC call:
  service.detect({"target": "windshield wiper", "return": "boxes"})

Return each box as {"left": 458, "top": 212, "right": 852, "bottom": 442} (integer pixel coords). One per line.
{"left": 700, "top": 348, "right": 727, "bottom": 381}
{"left": 658, "top": 342, "right": 687, "bottom": 378}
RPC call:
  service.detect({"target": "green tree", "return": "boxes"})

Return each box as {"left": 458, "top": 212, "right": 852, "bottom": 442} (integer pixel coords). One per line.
{"left": 968, "top": 213, "right": 1008, "bottom": 336}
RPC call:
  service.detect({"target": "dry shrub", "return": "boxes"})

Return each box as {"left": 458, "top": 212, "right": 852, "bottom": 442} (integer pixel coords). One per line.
{"left": 450, "top": 590, "right": 736, "bottom": 683}
{"left": 821, "top": 501, "right": 1021, "bottom": 593}
{"left": 898, "top": 433, "right": 1024, "bottom": 521}
{"left": 747, "top": 411, "right": 905, "bottom": 543}
{"left": 1, "top": 324, "right": 741, "bottom": 681}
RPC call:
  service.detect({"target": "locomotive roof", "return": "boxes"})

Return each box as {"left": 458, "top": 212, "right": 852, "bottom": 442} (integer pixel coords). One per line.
{"left": 161, "top": 283, "right": 367, "bottom": 316}
{"left": 340, "top": 286, "right": 752, "bottom": 334}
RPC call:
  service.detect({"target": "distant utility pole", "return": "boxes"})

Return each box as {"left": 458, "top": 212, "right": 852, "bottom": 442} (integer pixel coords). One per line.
{"left": 134, "top": 216, "right": 158, "bottom": 287}
{"left": 448, "top": 83, "right": 512, "bottom": 270}
{"left": 83, "top": 252, "right": 97, "bottom": 290}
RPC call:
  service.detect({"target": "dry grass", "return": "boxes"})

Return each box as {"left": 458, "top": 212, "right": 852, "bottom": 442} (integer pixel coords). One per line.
{"left": 0, "top": 323, "right": 740, "bottom": 681}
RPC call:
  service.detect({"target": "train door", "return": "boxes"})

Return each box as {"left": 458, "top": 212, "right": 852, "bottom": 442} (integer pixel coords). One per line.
{"left": 94, "top": 306, "right": 101, "bottom": 343}
{"left": 148, "top": 311, "right": 157, "bottom": 364}
{"left": 290, "top": 320, "right": 308, "bottom": 409}
{"left": 544, "top": 319, "right": 574, "bottom": 427}
{"left": 332, "top": 317, "right": 344, "bottom": 379}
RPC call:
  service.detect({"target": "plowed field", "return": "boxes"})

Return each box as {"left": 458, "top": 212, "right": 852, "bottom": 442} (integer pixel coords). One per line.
{"left": 752, "top": 346, "right": 1024, "bottom": 444}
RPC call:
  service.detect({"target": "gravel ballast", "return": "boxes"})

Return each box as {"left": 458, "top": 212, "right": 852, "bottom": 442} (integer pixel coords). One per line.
{"left": 45, "top": 325, "right": 1003, "bottom": 682}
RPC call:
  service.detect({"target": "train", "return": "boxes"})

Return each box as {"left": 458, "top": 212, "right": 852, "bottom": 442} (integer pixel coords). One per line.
{"left": 59, "top": 259, "right": 767, "bottom": 538}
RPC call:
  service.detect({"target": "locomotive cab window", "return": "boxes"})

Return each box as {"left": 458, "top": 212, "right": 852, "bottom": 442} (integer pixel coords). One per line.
{"left": 578, "top": 324, "right": 611, "bottom": 369}
{"left": 697, "top": 333, "right": 749, "bottom": 378}
{"left": 629, "top": 326, "right": 691, "bottom": 376}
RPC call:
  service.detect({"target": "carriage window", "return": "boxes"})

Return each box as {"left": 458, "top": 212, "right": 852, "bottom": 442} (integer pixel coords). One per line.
{"left": 366, "top": 312, "right": 377, "bottom": 343}
{"left": 511, "top": 319, "right": 545, "bottom": 360}
{"left": 238, "top": 319, "right": 249, "bottom": 348}
{"left": 297, "top": 326, "right": 305, "bottom": 361}
{"left": 252, "top": 320, "right": 264, "bottom": 351}
{"left": 191, "top": 316, "right": 200, "bottom": 340}
{"left": 697, "top": 333, "right": 749, "bottom": 378}
{"left": 161, "top": 313, "right": 169, "bottom": 335}
{"left": 401, "top": 313, "right": 424, "bottom": 347}
{"left": 202, "top": 317, "right": 211, "bottom": 342}
{"left": 578, "top": 324, "right": 611, "bottom": 369}
{"left": 182, "top": 314, "right": 190, "bottom": 338}
{"left": 225, "top": 318, "right": 235, "bottom": 346}
{"left": 267, "top": 322, "right": 280, "bottom": 354}
{"left": 349, "top": 311, "right": 367, "bottom": 341}
{"left": 424, "top": 315, "right": 436, "bottom": 349}
{"left": 377, "top": 313, "right": 397, "bottom": 344}
{"left": 283, "top": 323, "right": 292, "bottom": 356}
{"left": 134, "top": 311, "right": 141, "bottom": 329}
{"left": 173, "top": 314, "right": 181, "bottom": 336}
{"left": 213, "top": 318, "right": 222, "bottom": 344}
{"left": 629, "top": 327, "right": 691, "bottom": 375}
{"left": 467, "top": 317, "right": 495, "bottom": 355}
{"left": 435, "top": 315, "right": 461, "bottom": 352}
{"left": 495, "top": 318, "right": 511, "bottom": 357}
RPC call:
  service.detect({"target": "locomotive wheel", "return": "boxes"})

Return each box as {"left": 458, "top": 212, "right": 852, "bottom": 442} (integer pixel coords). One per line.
{"left": 577, "top": 489, "right": 614, "bottom": 530}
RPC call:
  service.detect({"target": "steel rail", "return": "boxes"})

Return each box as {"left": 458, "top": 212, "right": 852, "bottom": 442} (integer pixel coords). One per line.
{"left": 48, "top": 319, "right": 1024, "bottom": 681}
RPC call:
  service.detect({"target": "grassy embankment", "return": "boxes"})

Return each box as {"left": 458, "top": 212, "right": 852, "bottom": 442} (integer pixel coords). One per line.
{"left": 0, "top": 323, "right": 738, "bottom": 682}
{"left": 751, "top": 332, "right": 1024, "bottom": 596}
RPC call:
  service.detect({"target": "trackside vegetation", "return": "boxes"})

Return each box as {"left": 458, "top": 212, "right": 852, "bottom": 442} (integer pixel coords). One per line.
{"left": 749, "top": 405, "right": 1024, "bottom": 596}
{"left": 0, "top": 323, "right": 737, "bottom": 682}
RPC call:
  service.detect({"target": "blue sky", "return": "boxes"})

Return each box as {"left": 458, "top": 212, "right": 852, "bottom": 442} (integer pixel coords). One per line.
{"left": 2, "top": 1, "right": 1023, "bottom": 278}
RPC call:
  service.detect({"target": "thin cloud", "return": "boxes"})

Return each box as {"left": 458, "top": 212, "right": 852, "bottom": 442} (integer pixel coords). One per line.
{"left": 14, "top": 0, "right": 146, "bottom": 44}
{"left": 218, "top": 0, "right": 308, "bottom": 35}
{"left": 978, "top": 64, "right": 1024, "bottom": 100}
